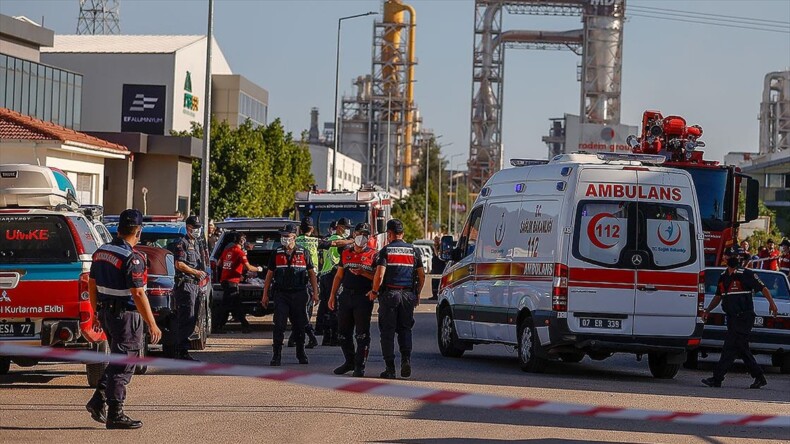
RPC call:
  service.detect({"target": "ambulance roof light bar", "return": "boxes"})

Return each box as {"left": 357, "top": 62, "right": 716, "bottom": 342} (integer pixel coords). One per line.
{"left": 596, "top": 153, "right": 666, "bottom": 165}
{"left": 510, "top": 159, "right": 550, "bottom": 167}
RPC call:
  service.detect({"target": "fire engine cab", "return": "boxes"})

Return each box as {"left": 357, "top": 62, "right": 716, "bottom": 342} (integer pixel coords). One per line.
{"left": 0, "top": 164, "right": 110, "bottom": 387}
{"left": 294, "top": 185, "right": 392, "bottom": 248}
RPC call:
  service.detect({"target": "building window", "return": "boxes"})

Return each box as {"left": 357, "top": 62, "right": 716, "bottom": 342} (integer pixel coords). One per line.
{"left": 237, "top": 91, "right": 267, "bottom": 127}
{"left": 178, "top": 196, "right": 189, "bottom": 215}
{"left": 75, "top": 173, "right": 94, "bottom": 204}
{"left": 766, "top": 173, "right": 786, "bottom": 189}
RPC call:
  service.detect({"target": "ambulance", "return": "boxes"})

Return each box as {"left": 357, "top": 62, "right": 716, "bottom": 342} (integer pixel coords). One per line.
{"left": 436, "top": 153, "right": 706, "bottom": 379}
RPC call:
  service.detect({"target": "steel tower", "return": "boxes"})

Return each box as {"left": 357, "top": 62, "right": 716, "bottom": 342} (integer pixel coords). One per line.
{"left": 77, "top": 0, "right": 120, "bottom": 35}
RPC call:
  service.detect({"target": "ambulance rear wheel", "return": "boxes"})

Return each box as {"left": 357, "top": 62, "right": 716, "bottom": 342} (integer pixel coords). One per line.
{"left": 437, "top": 305, "right": 466, "bottom": 358}
{"left": 0, "top": 356, "right": 10, "bottom": 374}
{"left": 518, "top": 317, "right": 547, "bottom": 373}
{"left": 648, "top": 352, "right": 680, "bottom": 379}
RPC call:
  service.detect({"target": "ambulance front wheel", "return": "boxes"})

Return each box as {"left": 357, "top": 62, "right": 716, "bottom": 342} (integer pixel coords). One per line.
{"left": 437, "top": 305, "right": 467, "bottom": 358}
{"left": 0, "top": 356, "right": 10, "bottom": 374}
{"left": 518, "top": 317, "right": 547, "bottom": 373}
{"left": 648, "top": 352, "right": 681, "bottom": 379}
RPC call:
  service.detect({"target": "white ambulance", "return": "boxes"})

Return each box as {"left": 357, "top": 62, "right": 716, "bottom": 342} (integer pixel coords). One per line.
{"left": 436, "top": 153, "right": 706, "bottom": 379}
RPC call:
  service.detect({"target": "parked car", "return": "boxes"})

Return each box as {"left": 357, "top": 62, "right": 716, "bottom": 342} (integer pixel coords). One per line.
{"left": 105, "top": 218, "right": 212, "bottom": 350}
{"left": 0, "top": 164, "right": 109, "bottom": 387}
{"left": 209, "top": 218, "right": 297, "bottom": 330}
{"left": 686, "top": 267, "right": 790, "bottom": 373}
{"left": 413, "top": 239, "right": 434, "bottom": 274}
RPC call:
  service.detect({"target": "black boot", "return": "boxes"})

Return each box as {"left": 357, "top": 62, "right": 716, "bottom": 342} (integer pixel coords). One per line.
{"left": 334, "top": 348, "right": 355, "bottom": 375}
{"left": 750, "top": 375, "right": 767, "bottom": 389}
{"left": 306, "top": 329, "right": 318, "bottom": 349}
{"left": 379, "top": 360, "right": 396, "bottom": 379}
{"left": 401, "top": 356, "right": 412, "bottom": 379}
{"left": 287, "top": 335, "right": 296, "bottom": 348}
{"left": 106, "top": 403, "right": 142, "bottom": 430}
{"left": 296, "top": 344, "right": 309, "bottom": 365}
{"left": 270, "top": 345, "right": 282, "bottom": 366}
{"left": 85, "top": 392, "right": 107, "bottom": 424}
{"left": 701, "top": 377, "right": 721, "bottom": 387}
{"left": 353, "top": 344, "right": 369, "bottom": 377}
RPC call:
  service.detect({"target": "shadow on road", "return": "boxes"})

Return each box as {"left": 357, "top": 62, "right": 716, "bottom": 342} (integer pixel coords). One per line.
{"left": 376, "top": 440, "right": 629, "bottom": 444}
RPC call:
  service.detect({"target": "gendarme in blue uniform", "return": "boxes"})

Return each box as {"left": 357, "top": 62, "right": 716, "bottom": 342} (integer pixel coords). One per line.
{"left": 91, "top": 237, "right": 146, "bottom": 406}
{"left": 170, "top": 220, "right": 204, "bottom": 358}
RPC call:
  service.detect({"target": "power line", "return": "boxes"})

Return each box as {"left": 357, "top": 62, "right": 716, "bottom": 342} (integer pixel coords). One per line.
{"left": 629, "top": 4, "right": 790, "bottom": 26}
{"left": 628, "top": 13, "right": 790, "bottom": 34}
{"left": 629, "top": 7, "right": 789, "bottom": 30}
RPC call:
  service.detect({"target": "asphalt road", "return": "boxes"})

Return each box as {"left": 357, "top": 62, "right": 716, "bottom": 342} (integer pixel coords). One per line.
{"left": 1, "top": 291, "right": 789, "bottom": 443}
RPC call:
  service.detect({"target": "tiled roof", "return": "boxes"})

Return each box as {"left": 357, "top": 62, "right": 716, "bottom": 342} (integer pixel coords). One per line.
{"left": 0, "top": 108, "right": 128, "bottom": 155}
{"left": 42, "top": 35, "right": 205, "bottom": 54}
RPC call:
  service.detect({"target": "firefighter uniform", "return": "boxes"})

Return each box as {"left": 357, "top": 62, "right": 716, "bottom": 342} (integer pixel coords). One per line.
{"left": 268, "top": 240, "right": 315, "bottom": 365}
{"left": 170, "top": 221, "right": 204, "bottom": 359}
{"left": 708, "top": 268, "right": 767, "bottom": 386}
{"left": 374, "top": 221, "right": 423, "bottom": 379}
{"left": 334, "top": 239, "right": 377, "bottom": 376}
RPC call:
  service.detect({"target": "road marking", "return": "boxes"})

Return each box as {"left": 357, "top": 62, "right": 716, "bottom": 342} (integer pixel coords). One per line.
{"left": 0, "top": 343, "right": 787, "bottom": 428}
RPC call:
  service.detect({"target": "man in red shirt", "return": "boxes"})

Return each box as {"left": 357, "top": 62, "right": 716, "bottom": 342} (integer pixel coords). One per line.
{"left": 217, "top": 231, "right": 263, "bottom": 333}
{"left": 779, "top": 238, "right": 790, "bottom": 276}
{"left": 758, "top": 239, "right": 780, "bottom": 271}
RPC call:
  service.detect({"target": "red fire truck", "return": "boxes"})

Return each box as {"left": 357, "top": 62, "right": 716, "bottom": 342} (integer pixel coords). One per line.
{"left": 627, "top": 110, "right": 760, "bottom": 266}
{"left": 294, "top": 186, "right": 392, "bottom": 248}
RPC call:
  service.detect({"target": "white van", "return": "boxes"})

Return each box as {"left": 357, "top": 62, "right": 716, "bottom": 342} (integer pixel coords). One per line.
{"left": 436, "top": 153, "right": 706, "bottom": 379}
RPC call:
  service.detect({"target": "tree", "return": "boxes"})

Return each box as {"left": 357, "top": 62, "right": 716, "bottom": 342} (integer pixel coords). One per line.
{"left": 174, "top": 118, "right": 313, "bottom": 221}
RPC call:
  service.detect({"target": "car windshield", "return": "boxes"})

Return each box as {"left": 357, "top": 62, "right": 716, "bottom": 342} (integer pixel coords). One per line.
{"left": 296, "top": 207, "right": 368, "bottom": 237}
{"left": 139, "top": 233, "right": 183, "bottom": 249}
{"left": 705, "top": 269, "right": 790, "bottom": 301}
{"left": 684, "top": 167, "right": 730, "bottom": 231}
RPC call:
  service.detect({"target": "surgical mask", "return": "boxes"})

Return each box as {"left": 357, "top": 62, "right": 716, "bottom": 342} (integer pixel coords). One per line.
{"left": 354, "top": 235, "right": 368, "bottom": 247}
{"left": 726, "top": 257, "right": 740, "bottom": 268}
{"left": 281, "top": 237, "right": 292, "bottom": 247}
{"left": 190, "top": 228, "right": 201, "bottom": 238}
{"left": 343, "top": 229, "right": 351, "bottom": 238}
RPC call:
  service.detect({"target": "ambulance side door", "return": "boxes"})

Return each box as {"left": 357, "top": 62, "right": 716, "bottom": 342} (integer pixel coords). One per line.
{"left": 446, "top": 205, "right": 484, "bottom": 340}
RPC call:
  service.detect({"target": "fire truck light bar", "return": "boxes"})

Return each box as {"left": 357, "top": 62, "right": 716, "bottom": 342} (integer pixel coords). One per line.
{"left": 596, "top": 153, "right": 666, "bottom": 164}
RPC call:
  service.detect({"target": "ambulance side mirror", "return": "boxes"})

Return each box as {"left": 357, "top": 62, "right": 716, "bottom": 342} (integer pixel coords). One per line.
{"left": 440, "top": 235, "right": 454, "bottom": 261}
{"left": 744, "top": 178, "right": 760, "bottom": 223}
{"left": 376, "top": 217, "right": 386, "bottom": 235}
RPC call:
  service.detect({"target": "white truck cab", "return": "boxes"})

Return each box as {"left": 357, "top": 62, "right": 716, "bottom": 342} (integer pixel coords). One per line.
{"left": 436, "top": 153, "right": 706, "bottom": 379}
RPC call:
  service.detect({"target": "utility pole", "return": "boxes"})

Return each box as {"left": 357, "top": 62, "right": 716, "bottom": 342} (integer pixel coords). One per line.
{"left": 199, "top": 0, "right": 213, "bottom": 233}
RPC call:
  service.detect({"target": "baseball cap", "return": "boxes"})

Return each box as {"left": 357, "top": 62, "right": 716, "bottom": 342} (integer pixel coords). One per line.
{"left": 354, "top": 222, "right": 371, "bottom": 235}
{"left": 280, "top": 223, "right": 298, "bottom": 235}
{"left": 386, "top": 219, "right": 404, "bottom": 234}
{"left": 118, "top": 209, "right": 143, "bottom": 229}
{"left": 184, "top": 215, "right": 202, "bottom": 228}
{"left": 336, "top": 217, "right": 351, "bottom": 228}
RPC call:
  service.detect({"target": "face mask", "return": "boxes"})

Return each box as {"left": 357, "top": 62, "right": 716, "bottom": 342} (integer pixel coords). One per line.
{"left": 281, "top": 237, "right": 292, "bottom": 247}
{"left": 354, "top": 235, "right": 368, "bottom": 247}
{"left": 726, "top": 257, "right": 740, "bottom": 268}
{"left": 190, "top": 228, "right": 201, "bottom": 238}
{"left": 343, "top": 229, "right": 351, "bottom": 238}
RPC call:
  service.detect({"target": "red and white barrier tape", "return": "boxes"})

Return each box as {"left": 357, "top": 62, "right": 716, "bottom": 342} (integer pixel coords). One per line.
{"left": 1, "top": 343, "right": 788, "bottom": 428}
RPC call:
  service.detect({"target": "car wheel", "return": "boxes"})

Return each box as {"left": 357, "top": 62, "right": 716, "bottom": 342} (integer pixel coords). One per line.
{"left": 683, "top": 350, "right": 699, "bottom": 370}
{"left": 648, "top": 352, "right": 680, "bottom": 379}
{"left": 559, "top": 353, "right": 584, "bottom": 363}
{"left": 190, "top": 303, "right": 208, "bottom": 351}
{"left": 134, "top": 336, "right": 149, "bottom": 375}
{"left": 86, "top": 340, "right": 109, "bottom": 388}
{"left": 0, "top": 356, "right": 10, "bottom": 374}
{"left": 518, "top": 317, "right": 547, "bottom": 373}
{"left": 778, "top": 353, "right": 790, "bottom": 375}
{"left": 437, "top": 305, "right": 466, "bottom": 358}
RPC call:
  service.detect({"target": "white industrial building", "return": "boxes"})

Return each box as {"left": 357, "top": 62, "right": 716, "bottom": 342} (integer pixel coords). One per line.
{"left": 308, "top": 144, "right": 362, "bottom": 191}
{"left": 40, "top": 35, "right": 233, "bottom": 134}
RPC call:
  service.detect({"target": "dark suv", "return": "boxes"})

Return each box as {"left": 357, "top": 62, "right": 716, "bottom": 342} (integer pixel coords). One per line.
{"left": 209, "top": 218, "right": 297, "bottom": 329}
{"left": 105, "top": 217, "right": 212, "bottom": 350}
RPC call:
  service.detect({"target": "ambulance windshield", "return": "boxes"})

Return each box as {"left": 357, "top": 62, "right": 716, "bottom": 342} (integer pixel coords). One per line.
{"left": 296, "top": 205, "right": 368, "bottom": 237}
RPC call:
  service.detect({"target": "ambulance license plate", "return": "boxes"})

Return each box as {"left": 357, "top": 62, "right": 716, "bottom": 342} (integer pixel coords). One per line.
{"left": 0, "top": 322, "right": 35, "bottom": 337}
{"left": 580, "top": 318, "right": 621, "bottom": 329}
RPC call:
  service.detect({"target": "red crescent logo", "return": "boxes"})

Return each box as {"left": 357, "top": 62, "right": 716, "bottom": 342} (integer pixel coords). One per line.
{"left": 588, "top": 213, "right": 618, "bottom": 249}
{"left": 494, "top": 212, "right": 506, "bottom": 246}
{"left": 657, "top": 222, "right": 681, "bottom": 246}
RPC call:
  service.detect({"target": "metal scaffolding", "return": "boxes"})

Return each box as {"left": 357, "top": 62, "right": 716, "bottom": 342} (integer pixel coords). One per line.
{"left": 77, "top": 0, "right": 120, "bottom": 35}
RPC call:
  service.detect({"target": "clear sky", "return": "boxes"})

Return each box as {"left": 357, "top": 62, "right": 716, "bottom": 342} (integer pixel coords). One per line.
{"left": 1, "top": 0, "right": 788, "bottom": 164}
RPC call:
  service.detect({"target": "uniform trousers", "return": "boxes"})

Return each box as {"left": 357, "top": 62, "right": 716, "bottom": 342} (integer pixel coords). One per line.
{"left": 273, "top": 289, "right": 309, "bottom": 346}
{"left": 713, "top": 312, "right": 764, "bottom": 382}
{"left": 377, "top": 289, "right": 416, "bottom": 362}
